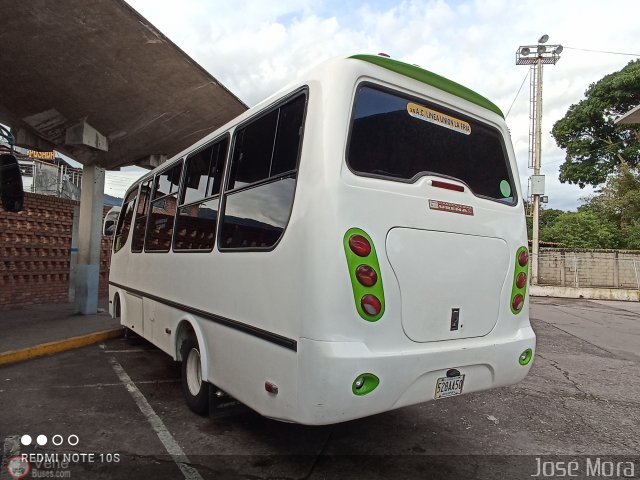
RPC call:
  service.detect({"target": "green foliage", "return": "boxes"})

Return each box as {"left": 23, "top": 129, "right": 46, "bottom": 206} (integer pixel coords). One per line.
{"left": 540, "top": 210, "right": 620, "bottom": 249}
{"left": 582, "top": 163, "right": 640, "bottom": 249}
{"left": 552, "top": 59, "right": 640, "bottom": 188}
{"left": 537, "top": 165, "right": 640, "bottom": 249}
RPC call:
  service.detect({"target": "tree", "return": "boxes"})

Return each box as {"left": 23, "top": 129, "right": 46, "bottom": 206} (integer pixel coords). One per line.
{"left": 526, "top": 206, "right": 564, "bottom": 242}
{"left": 583, "top": 163, "right": 640, "bottom": 249}
{"left": 552, "top": 60, "right": 640, "bottom": 188}
{"left": 541, "top": 210, "right": 620, "bottom": 249}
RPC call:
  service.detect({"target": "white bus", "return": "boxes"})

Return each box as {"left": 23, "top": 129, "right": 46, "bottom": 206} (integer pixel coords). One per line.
{"left": 108, "top": 54, "right": 535, "bottom": 425}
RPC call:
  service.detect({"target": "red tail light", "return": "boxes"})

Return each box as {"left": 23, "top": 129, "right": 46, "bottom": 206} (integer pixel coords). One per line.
{"left": 349, "top": 235, "right": 371, "bottom": 257}
{"left": 361, "top": 294, "right": 382, "bottom": 316}
{"left": 516, "top": 272, "right": 527, "bottom": 289}
{"left": 356, "top": 265, "right": 378, "bottom": 287}
{"left": 518, "top": 250, "right": 529, "bottom": 267}
{"left": 432, "top": 180, "right": 465, "bottom": 192}
{"left": 512, "top": 294, "right": 524, "bottom": 312}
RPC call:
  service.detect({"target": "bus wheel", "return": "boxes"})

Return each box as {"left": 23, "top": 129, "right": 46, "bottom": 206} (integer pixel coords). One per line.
{"left": 181, "top": 335, "right": 209, "bottom": 415}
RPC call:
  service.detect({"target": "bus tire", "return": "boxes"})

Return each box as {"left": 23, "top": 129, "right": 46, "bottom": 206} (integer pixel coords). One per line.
{"left": 180, "top": 335, "right": 209, "bottom": 415}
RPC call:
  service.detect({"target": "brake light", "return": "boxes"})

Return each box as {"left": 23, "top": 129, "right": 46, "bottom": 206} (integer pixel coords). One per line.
{"left": 516, "top": 272, "right": 527, "bottom": 289}
{"left": 355, "top": 265, "right": 378, "bottom": 287}
{"left": 518, "top": 250, "right": 529, "bottom": 267}
{"left": 432, "top": 180, "right": 465, "bottom": 192}
{"left": 361, "top": 295, "right": 382, "bottom": 316}
{"left": 349, "top": 235, "right": 371, "bottom": 257}
{"left": 512, "top": 294, "right": 524, "bottom": 312}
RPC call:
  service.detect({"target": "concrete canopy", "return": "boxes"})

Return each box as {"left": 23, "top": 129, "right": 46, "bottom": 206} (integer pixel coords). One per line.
{"left": 0, "top": 0, "right": 247, "bottom": 169}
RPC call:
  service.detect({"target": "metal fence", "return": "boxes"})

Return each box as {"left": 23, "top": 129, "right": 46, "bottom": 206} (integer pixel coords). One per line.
{"left": 537, "top": 249, "right": 640, "bottom": 290}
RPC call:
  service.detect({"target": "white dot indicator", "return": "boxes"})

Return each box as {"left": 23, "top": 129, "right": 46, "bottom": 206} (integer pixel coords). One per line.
{"left": 20, "top": 435, "right": 32, "bottom": 446}
{"left": 36, "top": 434, "right": 48, "bottom": 446}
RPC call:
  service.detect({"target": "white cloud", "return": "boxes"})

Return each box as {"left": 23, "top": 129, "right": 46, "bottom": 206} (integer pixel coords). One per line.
{"left": 126, "top": 0, "right": 640, "bottom": 210}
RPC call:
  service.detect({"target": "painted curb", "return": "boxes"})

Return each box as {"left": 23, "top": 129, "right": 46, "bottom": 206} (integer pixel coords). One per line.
{"left": 0, "top": 328, "right": 125, "bottom": 366}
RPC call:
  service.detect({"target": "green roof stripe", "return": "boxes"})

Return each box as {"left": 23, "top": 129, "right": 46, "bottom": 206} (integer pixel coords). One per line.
{"left": 349, "top": 54, "right": 504, "bottom": 118}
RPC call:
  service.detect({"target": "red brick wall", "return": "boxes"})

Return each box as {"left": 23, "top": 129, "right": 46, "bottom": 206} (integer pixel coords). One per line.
{"left": 0, "top": 193, "right": 113, "bottom": 309}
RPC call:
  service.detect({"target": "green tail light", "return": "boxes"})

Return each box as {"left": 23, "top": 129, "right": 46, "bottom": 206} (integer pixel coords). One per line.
{"left": 352, "top": 373, "right": 380, "bottom": 395}
{"left": 343, "top": 228, "right": 385, "bottom": 321}
{"left": 519, "top": 348, "right": 533, "bottom": 366}
{"left": 510, "top": 246, "right": 529, "bottom": 314}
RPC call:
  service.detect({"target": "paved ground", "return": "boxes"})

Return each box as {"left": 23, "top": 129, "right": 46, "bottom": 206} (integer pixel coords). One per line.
{"left": 0, "top": 300, "right": 117, "bottom": 352}
{"left": 0, "top": 297, "right": 638, "bottom": 479}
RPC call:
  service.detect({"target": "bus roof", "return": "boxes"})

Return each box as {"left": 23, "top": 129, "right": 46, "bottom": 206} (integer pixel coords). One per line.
{"left": 350, "top": 54, "right": 504, "bottom": 118}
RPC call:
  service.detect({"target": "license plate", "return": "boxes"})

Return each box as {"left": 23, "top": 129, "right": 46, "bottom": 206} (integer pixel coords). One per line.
{"left": 434, "top": 374, "right": 465, "bottom": 399}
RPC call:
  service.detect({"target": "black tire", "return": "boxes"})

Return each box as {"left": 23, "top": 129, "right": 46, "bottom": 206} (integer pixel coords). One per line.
{"left": 123, "top": 327, "right": 139, "bottom": 342}
{"left": 180, "top": 335, "right": 209, "bottom": 415}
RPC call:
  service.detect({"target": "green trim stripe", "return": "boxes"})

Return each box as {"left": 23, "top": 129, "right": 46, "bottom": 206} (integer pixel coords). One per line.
{"left": 343, "top": 228, "right": 385, "bottom": 322}
{"left": 349, "top": 54, "right": 504, "bottom": 118}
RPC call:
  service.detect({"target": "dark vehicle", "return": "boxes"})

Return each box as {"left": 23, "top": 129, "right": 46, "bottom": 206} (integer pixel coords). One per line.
{"left": 0, "top": 124, "right": 23, "bottom": 213}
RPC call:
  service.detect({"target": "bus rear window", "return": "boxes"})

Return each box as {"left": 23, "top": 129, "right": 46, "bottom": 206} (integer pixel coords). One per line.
{"left": 347, "top": 86, "right": 516, "bottom": 203}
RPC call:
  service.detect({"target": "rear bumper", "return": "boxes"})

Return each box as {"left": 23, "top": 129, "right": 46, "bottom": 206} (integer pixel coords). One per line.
{"left": 294, "top": 326, "right": 536, "bottom": 425}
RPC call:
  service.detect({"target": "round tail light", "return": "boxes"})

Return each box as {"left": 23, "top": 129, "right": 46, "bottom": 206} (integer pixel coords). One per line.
{"left": 355, "top": 265, "right": 378, "bottom": 287}
{"left": 516, "top": 272, "right": 527, "bottom": 289}
{"left": 512, "top": 294, "right": 525, "bottom": 312}
{"left": 518, "top": 250, "right": 529, "bottom": 267}
{"left": 349, "top": 235, "right": 371, "bottom": 257}
{"left": 361, "top": 294, "right": 382, "bottom": 316}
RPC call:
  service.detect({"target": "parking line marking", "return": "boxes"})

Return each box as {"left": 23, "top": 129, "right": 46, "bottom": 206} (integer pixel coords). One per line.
{"left": 109, "top": 357, "right": 203, "bottom": 480}
{"left": 1, "top": 436, "right": 20, "bottom": 480}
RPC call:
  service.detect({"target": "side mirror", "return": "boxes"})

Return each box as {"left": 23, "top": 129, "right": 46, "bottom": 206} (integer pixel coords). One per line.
{"left": 103, "top": 206, "right": 121, "bottom": 236}
{"left": 0, "top": 153, "right": 24, "bottom": 212}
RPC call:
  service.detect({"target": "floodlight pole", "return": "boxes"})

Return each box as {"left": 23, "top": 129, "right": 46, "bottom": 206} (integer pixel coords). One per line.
{"left": 516, "top": 36, "right": 562, "bottom": 285}
{"left": 532, "top": 55, "right": 543, "bottom": 286}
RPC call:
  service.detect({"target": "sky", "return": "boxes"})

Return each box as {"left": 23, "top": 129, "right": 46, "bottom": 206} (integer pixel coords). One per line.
{"left": 104, "top": 0, "right": 640, "bottom": 210}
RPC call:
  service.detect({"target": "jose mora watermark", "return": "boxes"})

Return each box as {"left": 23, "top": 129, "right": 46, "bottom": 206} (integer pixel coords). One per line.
{"left": 532, "top": 457, "right": 636, "bottom": 478}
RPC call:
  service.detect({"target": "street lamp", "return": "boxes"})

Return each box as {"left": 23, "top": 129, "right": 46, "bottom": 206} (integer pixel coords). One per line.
{"left": 516, "top": 35, "right": 562, "bottom": 286}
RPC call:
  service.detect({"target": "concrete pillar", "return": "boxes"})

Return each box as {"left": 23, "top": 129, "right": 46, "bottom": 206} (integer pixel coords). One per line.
{"left": 74, "top": 164, "right": 105, "bottom": 314}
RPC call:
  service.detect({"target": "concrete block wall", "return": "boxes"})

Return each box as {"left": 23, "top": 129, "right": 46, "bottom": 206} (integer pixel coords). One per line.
{"left": 538, "top": 248, "right": 640, "bottom": 289}
{"left": 0, "top": 193, "right": 113, "bottom": 308}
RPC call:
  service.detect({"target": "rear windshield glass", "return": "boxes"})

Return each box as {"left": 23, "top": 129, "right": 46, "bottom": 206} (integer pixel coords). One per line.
{"left": 347, "top": 85, "right": 516, "bottom": 204}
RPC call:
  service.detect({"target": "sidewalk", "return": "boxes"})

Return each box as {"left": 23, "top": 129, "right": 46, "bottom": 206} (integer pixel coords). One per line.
{"left": 0, "top": 298, "right": 123, "bottom": 365}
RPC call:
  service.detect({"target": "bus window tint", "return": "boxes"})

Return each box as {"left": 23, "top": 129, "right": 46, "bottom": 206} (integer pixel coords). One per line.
{"left": 146, "top": 162, "right": 183, "bottom": 252}
{"left": 114, "top": 189, "right": 137, "bottom": 252}
{"left": 131, "top": 181, "right": 152, "bottom": 252}
{"left": 228, "top": 112, "right": 277, "bottom": 190}
{"left": 271, "top": 96, "right": 305, "bottom": 175}
{"left": 221, "top": 178, "right": 296, "bottom": 249}
{"left": 174, "top": 137, "right": 229, "bottom": 251}
{"left": 348, "top": 86, "right": 515, "bottom": 203}
{"left": 155, "top": 163, "right": 182, "bottom": 197}
{"left": 221, "top": 92, "right": 306, "bottom": 250}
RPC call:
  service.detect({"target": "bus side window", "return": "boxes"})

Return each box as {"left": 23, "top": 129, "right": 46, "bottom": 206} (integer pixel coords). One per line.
{"left": 146, "top": 161, "right": 183, "bottom": 252}
{"left": 113, "top": 189, "right": 137, "bottom": 252}
{"left": 131, "top": 180, "right": 152, "bottom": 252}
{"left": 219, "top": 92, "right": 306, "bottom": 250}
{"left": 173, "top": 136, "right": 228, "bottom": 251}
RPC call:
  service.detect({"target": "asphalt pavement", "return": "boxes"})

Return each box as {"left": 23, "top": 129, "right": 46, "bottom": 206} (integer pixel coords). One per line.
{"left": 0, "top": 297, "right": 638, "bottom": 479}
